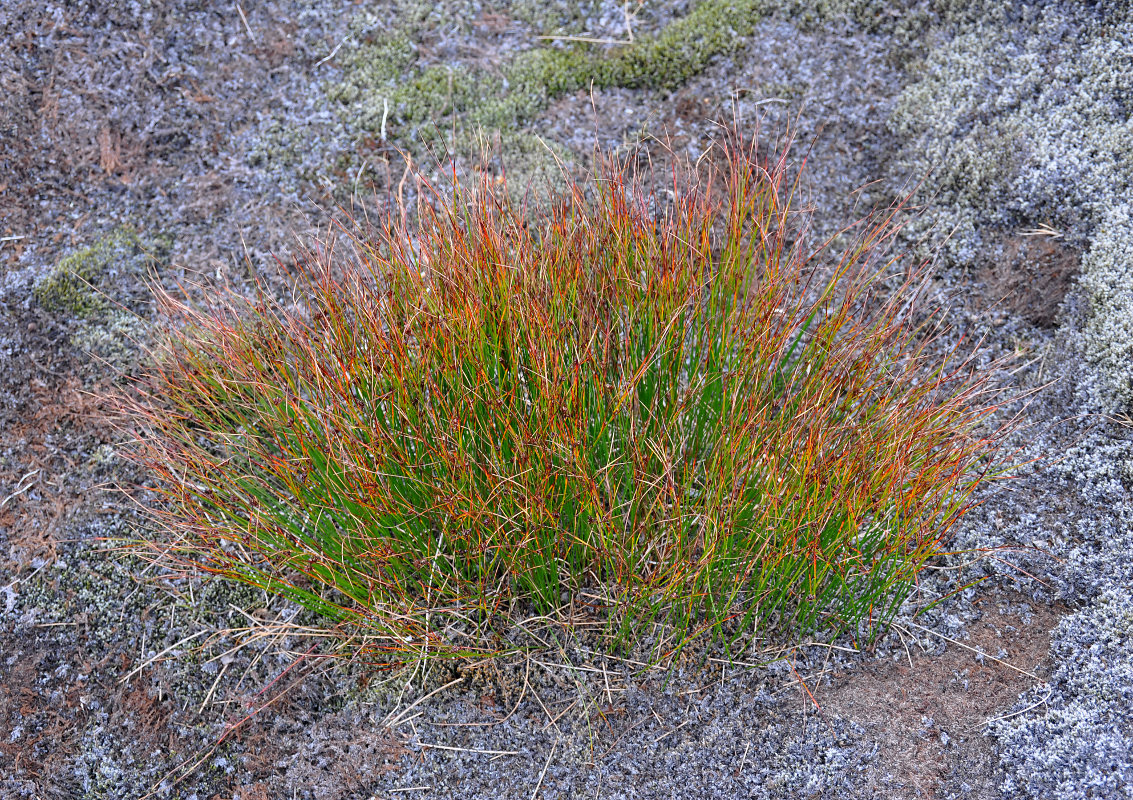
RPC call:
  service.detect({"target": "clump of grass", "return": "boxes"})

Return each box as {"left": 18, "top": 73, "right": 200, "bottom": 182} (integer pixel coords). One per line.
{"left": 118, "top": 132, "right": 1008, "bottom": 663}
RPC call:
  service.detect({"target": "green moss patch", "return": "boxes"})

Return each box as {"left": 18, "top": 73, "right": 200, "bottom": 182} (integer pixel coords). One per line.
{"left": 34, "top": 227, "right": 172, "bottom": 367}
{"left": 34, "top": 228, "right": 144, "bottom": 319}
{"left": 34, "top": 227, "right": 172, "bottom": 319}
{"left": 332, "top": 0, "right": 766, "bottom": 143}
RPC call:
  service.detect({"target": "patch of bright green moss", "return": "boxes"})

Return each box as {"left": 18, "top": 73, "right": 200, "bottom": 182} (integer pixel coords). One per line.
{"left": 592, "top": 0, "right": 766, "bottom": 91}
{"left": 34, "top": 228, "right": 172, "bottom": 368}
{"left": 34, "top": 228, "right": 144, "bottom": 318}
{"left": 335, "top": 0, "right": 766, "bottom": 142}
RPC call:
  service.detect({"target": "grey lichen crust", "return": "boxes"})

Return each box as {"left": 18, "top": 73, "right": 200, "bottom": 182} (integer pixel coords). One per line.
{"left": 1079, "top": 205, "right": 1133, "bottom": 411}
{"left": 989, "top": 589, "right": 1133, "bottom": 799}
{"left": 981, "top": 424, "right": 1133, "bottom": 799}
{"left": 887, "top": 3, "right": 1133, "bottom": 795}
{"left": 888, "top": 1, "right": 1133, "bottom": 412}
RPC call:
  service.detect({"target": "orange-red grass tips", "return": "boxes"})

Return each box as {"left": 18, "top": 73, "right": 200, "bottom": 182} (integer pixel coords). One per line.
{"left": 114, "top": 131, "right": 1012, "bottom": 663}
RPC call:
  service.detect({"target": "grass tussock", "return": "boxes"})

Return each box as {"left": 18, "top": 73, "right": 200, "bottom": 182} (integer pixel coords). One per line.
{"left": 118, "top": 132, "right": 1009, "bottom": 664}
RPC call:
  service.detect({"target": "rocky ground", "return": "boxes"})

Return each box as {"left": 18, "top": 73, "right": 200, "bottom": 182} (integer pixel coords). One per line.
{"left": 1, "top": 2, "right": 1130, "bottom": 798}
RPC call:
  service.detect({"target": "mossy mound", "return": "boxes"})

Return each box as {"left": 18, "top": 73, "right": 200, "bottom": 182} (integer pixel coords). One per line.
{"left": 886, "top": 1, "right": 1133, "bottom": 411}
{"left": 33, "top": 227, "right": 172, "bottom": 366}
{"left": 34, "top": 228, "right": 144, "bottom": 319}
{"left": 330, "top": 0, "right": 766, "bottom": 145}
{"left": 34, "top": 227, "right": 172, "bottom": 318}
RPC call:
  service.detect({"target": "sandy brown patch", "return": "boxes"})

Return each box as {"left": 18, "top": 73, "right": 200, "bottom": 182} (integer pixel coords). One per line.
{"left": 979, "top": 234, "right": 1079, "bottom": 328}
{"left": 812, "top": 591, "right": 1061, "bottom": 799}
